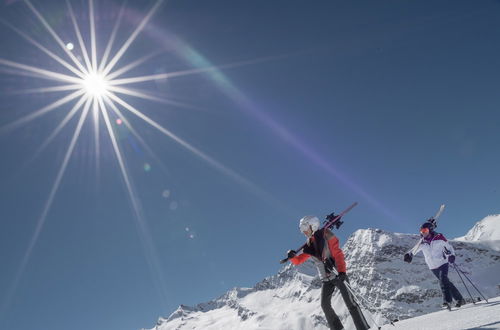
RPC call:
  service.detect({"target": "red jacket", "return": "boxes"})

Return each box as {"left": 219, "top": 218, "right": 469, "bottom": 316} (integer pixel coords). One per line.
{"left": 290, "top": 228, "right": 346, "bottom": 273}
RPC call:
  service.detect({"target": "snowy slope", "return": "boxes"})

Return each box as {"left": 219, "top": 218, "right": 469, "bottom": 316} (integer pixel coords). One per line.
{"left": 149, "top": 262, "right": 342, "bottom": 330}
{"left": 147, "top": 217, "right": 500, "bottom": 330}
{"left": 381, "top": 296, "right": 500, "bottom": 330}
{"left": 456, "top": 214, "right": 500, "bottom": 242}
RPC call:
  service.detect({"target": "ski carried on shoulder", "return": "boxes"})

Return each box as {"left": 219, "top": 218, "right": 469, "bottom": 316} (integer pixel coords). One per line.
{"left": 406, "top": 204, "right": 446, "bottom": 255}
{"left": 279, "top": 202, "right": 358, "bottom": 264}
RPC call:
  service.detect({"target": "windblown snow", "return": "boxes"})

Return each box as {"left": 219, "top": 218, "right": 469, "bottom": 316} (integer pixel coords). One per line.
{"left": 147, "top": 215, "right": 500, "bottom": 330}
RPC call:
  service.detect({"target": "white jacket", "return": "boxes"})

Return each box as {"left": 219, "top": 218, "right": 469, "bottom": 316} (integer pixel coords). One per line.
{"left": 414, "top": 233, "right": 455, "bottom": 270}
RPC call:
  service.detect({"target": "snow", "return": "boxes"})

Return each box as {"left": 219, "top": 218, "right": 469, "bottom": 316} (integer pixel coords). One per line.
{"left": 383, "top": 296, "right": 500, "bottom": 330}
{"left": 376, "top": 232, "right": 391, "bottom": 248}
{"left": 147, "top": 215, "right": 500, "bottom": 330}
{"left": 456, "top": 214, "right": 500, "bottom": 242}
{"left": 395, "top": 285, "right": 421, "bottom": 295}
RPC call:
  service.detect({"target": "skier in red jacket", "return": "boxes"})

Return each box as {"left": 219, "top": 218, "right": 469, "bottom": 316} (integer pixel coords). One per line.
{"left": 287, "top": 215, "right": 370, "bottom": 330}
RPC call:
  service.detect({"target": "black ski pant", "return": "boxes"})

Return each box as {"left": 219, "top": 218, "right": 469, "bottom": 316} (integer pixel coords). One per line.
{"left": 321, "top": 277, "right": 370, "bottom": 330}
{"left": 431, "top": 263, "right": 463, "bottom": 304}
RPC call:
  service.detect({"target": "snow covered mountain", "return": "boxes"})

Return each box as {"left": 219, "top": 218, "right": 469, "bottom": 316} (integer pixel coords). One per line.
{"left": 147, "top": 216, "right": 500, "bottom": 330}
{"left": 456, "top": 214, "right": 500, "bottom": 243}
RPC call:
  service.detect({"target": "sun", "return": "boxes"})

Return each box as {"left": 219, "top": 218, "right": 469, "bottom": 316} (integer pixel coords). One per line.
{"left": 81, "top": 71, "right": 109, "bottom": 97}
{"left": 0, "top": 0, "right": 275, "bottom": 312}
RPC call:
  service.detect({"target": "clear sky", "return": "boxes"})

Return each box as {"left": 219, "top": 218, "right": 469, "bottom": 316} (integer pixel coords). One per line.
{"left": 0, "top": 1, "right": 499, "bottom": 329}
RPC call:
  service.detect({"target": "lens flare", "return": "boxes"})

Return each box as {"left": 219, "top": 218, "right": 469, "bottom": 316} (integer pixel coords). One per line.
{"left": 0, "top": 0, "right": 288, "bottom": 317}
{"left": 81, "top": 72, "right": 108, "bottom": 97}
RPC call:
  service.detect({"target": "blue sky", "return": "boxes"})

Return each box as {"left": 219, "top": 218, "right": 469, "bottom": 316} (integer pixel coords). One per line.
{"left": 1, "top": 0, "right": 499, "bottom": 329}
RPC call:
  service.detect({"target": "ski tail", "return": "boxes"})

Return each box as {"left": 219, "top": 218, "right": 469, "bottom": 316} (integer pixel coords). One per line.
{"left": 428, "top": 204, "right": 446, "bottom": 230}
{"left": 323, "top": 202, "right": 358, "bottom": 230}
{"left": 433, "top": 204, "right": 446, "bottom": 221}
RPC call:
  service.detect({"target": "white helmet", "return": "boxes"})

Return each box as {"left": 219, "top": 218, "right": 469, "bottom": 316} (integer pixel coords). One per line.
{"left": 299, "top": 215, "right": 320, "bottom": 233}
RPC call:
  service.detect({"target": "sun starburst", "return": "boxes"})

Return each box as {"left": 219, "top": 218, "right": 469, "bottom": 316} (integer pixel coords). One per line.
{"left": 81, "top": 71, "right": 109, "bottom": 97}
{"left": 0, "top": 0, "right": 273, "bottom": 316}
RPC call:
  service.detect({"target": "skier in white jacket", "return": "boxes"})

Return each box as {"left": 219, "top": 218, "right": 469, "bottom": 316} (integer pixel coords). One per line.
{"left": 404, "top": 222, "right": 465, "bottom": 309}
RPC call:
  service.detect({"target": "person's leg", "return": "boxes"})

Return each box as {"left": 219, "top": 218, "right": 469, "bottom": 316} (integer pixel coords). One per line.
{"left": 432, "top": 265, "right": 451, "bottom": 303}
{"left": 450, "top": 281, "right": 465, "bottom": 302}
{"left": 438, "top": 264, "right": 453, "bottom": 303}
{"left": 442, "top": 264, "right": 464, "bottom": 302}
{"left": 321, "top": 280, "right": 344, "bottom": 330}
{"left": 335, "top": 279, "right": 370, "bottom": 330}
{"left": 430, "top": 267, "right": 440, "bottom": 279}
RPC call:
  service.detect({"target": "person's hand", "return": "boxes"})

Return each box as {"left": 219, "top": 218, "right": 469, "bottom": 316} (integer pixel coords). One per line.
{"left": 404, "top": 253, "right": 413, "bottom": 263}
{"left": 337, "top": 272, "right": 347, "bottom": 282}
{"left": 287, "top": 250, "right": 297, "bottom": 259}
{"left": 448, "top": 255, "right": 455, "bottom": 264}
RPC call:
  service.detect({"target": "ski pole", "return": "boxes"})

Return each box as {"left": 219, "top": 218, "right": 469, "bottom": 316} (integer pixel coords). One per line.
{"left": 279, "top": 202, "right": 358, "bottom": 264}
{"left": 452, "top": 263, "right": 475, "bottom": 305}
{"left": 342, "top": 281, "right": 385, "bottom": 329}
{"left": 330, "top": 268, "right": 394, "bottom": 328}
{"left": 454, "top": 264, "right": 489, "bottom": 303}
{"left": 345, "top": 281, "right": 397, "bottom": 328}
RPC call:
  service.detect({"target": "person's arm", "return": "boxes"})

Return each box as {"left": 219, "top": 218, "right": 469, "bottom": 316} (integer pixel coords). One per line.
{"left": 325, "top": 229, "right": 346, "bottom": 273}
{"left": 290, "top": 253, "right": 311, "bottom": 265}
{"left": 413, "top": 239, "right": 423, "bottom": 255}
{"left": 404, "top": 238, "right": 422, "bottom": 263}
{"left": 443, "top": 237, "right": 455, "bottom": 255}
{"left": 435, "top": 234, "right": 456, "bottom": 262}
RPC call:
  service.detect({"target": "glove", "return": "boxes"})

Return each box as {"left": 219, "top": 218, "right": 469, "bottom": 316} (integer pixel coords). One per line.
{"left": 287, "top": 250, "right": 297, "bottom": 259}
{"left": 404, "top": 253, "right": 413, "bottom": 263}
{"left": 336, "top": 272, "right": 347, "bottom": 282}
{"left": 448, "top": 255, "right": 455, "bottom": 264}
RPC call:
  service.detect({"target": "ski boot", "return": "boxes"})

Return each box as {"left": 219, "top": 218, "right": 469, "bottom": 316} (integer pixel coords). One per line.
{"left": 455, "top": 299, "right": 466, "bottom": 308}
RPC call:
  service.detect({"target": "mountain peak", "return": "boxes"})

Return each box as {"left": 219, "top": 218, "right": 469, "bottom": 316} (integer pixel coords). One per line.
{"left": 457, "top": 214, "right": 500, "bottom": 242}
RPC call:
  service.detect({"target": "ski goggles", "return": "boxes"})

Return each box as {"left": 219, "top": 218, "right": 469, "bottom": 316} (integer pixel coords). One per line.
{"left": 420, "top": 227, "right": 430, "bottom": 234}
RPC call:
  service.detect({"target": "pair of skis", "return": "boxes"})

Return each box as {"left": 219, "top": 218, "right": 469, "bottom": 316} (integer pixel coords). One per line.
{"left": 406, "top": 204, "right": 446, "bottom": 255}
